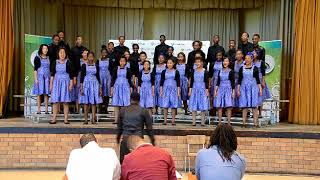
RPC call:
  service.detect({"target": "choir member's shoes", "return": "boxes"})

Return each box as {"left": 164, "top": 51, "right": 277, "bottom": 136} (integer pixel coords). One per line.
{"left": 36, "top": 112, "right": 41, "bottom": 114}
{"left": 45, "top": 112, "right": 50, "bottom": 114}
{"left": 49, "top": 121, "right": 56, "bottom": 124}
{"left": 64, "top": 121, "right": 70, "bottom": 124}
{"left": 112, "top": 122, "right": 118, "bottom": 124}
{"left": 192, "top": 123, "right": 196, "bottom": 126}
{"left": 162, "top": 122, "right": 167, "bottom": 125}
{"left": 91, "top": 121, "right": 97, "bottom": 125}
{"left": 83, "top": 121, "right": 88, "bottom": 125}
{"left": 171, "top": 123, "right": 176, "bottom": 126}
{"left": 241, "top": 124, "right": 247, "bottom": 128}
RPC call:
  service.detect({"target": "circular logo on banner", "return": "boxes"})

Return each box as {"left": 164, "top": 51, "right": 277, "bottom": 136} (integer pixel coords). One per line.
{"left": 30, "top": 50, "right": 38, "bottom": 67}
{"left": 265, "top": 55, "right": 275, "bottom": 74}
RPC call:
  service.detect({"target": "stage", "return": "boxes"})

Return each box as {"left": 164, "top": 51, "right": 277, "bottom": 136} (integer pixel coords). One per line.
{"left": 0, "top": 117, "right": 320, "bottom": 175}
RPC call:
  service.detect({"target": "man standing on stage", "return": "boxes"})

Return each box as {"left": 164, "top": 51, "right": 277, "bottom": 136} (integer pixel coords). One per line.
{"left": 207, "top": 35, "right": 225, "bottom": 65}
{"left": 116, "top": 92, "right": 155, "bottom": 164}
{"left": 238, "top": 32, "right": 254, "bottom": 56}
{"left": 114, "top": 35, "right": 129, "bottom": 56}
{"left": 252, "top": 33, "right": 266, "bottom": 62}
{"left": 153, "top": 35, "right": 170, "bottom": 64}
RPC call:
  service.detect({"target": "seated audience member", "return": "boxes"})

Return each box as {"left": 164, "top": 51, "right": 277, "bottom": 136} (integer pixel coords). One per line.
{"left": 195, "top": 124, "right": 246, "bottom": 180}
{"left": 66, "top": 133, "right": 121, "bottom": 180}
{"left": 121, "top": 135, "right": 177, "bottom": 180}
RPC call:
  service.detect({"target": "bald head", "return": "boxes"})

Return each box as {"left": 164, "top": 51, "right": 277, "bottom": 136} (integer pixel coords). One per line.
{"left": 80, "top": 133, "right": 97, "bottom": 148}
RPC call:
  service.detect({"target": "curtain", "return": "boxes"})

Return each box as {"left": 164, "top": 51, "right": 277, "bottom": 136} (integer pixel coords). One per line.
{"left": 0, "top": 0, "right": 14, "bottom": 117}
{"left": 289, "top": 0, "right": 320, "bottom": 124}
{"left": 64, "top": 5, "right": 144, "bottom": 55}
{"left": 10, "top": 0, "right": 63, "bottom": 112}
{"left": 259, "top": 0, "right": 281, "bottom": 41}
{"left": 167, "top": 9, "right": 239, "bottom": 49}
{"left": 64, "top": 0, "right": 263, "bottom": 9}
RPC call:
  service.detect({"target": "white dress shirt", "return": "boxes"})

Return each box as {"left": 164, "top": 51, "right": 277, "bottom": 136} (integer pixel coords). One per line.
{"left": 66, "top": 141, "right": 121, "bottom": 180}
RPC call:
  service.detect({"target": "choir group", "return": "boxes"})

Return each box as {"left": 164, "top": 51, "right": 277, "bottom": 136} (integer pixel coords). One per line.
{"left": 32, "top": 31, "right": 271, "bottom": 128}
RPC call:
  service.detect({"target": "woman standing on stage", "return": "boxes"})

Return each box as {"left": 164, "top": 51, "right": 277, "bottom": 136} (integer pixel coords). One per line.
{"left": 33, "top": 44, "right": 50, "bottom": 114}
{"left": 138, "top": 60, "right": 155, "bottom": 116}
{"left": 238, "top": 52, "right": 262, "bottom": 128}
{"left": 176, "top": 52, "right": 190, "bottom": 114}
{"left": 96, "top": 46, "right": 112, "bottom": 114}
{"left": 214, "top": 57, "right": 235, "bottom": 125}
{"left": 79, "top": 52, "right": 103, "bottom": 124}
{"left": 160, "top": 58, "right": 180, "bottom": 125}
{"left": 234, "top": 50, "right": 245, "bottom": 108}
{"left": 153, "top": 54, "right": 167, "bottom": 114}
{"left": 209, "top": 51, "right": 223, "bottom": 114}
{"left": 111, "top": 56, "right": 133, "bottom": 124}
{"left": 189, "top": 57, "right": 210, "bottom": 126}
{"left": 49, "top": 47, "right": 73, "bottom": 124}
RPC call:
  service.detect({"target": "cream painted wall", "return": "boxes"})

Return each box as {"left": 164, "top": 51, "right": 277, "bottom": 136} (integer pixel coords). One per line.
{"left": 144, "top": 9, "right": 169, "bottom": 40}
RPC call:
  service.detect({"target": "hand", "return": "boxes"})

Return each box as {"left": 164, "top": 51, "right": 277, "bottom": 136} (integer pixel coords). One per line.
{"left": 68, "top": 83, "right": 73, "bottom": 92}
{"left": 261, "top": 80, "right": 266, "bottom": 88}
{"left": 188, "top": 90, "right": 192, "bottom": 97}
{"left": 259, "top": 88, "right": 263, "bottom": 96}
{"left": 205, "top": 89, "right": 209, "bottom": 97}
{"left": 177, "top": 91, "right": 180, "bottom": 97}
{"left": 237, "top": 89, "right": 241, "bottom": 97}
{"left": 80, "top": 87, "right": 84, "bottom": 95}
{"left": 214, "top": 90, "right": 218, "bottom": 97}
{"left": 152, "top": 90, "right": 155, "bottom": 97}
{"left": 99, "top": 87, "right": 103, "bottom": 96}
{"left": 73, "top": 79, "right": 77, "bottom": 86}
{"left": 35, "top": 79, "right": 39, "bottom": 85}
{"left": 160, "top": 89, "right": 163, "bottom": 97}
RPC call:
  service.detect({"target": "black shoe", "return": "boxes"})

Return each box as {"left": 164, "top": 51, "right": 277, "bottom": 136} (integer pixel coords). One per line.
{"left": 45, "top": 112, "right": 50, "bottom": 114}
{"left": 171, "top": 123, "right": 176, "bottom": 126}
{"left": 112, "top": 122, "right": 118, "bottom": 124}
{"left": 162, "top": 122, "right": 167, "bottom": 125}
{"left": 49, "top": 121, "right": 56, "bottom": 124}
{"left": 64, "top": 121, "right": 70, "bottom": 124}
{"left": 91, "top": 121, "right": 97, "bottom": 125}
{"left": 83, "top": 121, "right": 88, "bottom": 125}
{"left": 36, "top": 112, "right": 41, "bottom": 114}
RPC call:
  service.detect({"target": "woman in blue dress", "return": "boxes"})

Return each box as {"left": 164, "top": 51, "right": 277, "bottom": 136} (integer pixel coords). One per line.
{"left": 160, "top": 58, "right": 180, "bottom": 125}
{"left": 111, "top": 56, "right": 133, "bottom": 124}
{"left": 138, "top": 60, "right": 155, "bottom": 117}
{"left": 233, "top": 50, "right": 245, "bottom": 108}
{"left": 49, "top": 47, "right": 73, "bottom": 124}
{"left": 79, "top": 52, "right": 103, "bottom": 124}
{"left": 96, "top": 46, "right": 112, "bottom": 114}
{"left": 33, "top": 44, "right": 50, "bottom": 114}
{"left": 209, "top": 51, "right": 223, "bottom": 114}
{"left": 176, "top": 52, "right": 190, "bottom": 114}
{"left": 72, "top": 49, "right": 89, "bottom": 113}
{"left": 214, "top": 57, "right": 235, "bottom": 125}
{"left": 189, "top": 57, "right": 210, "bottom": 126}
{"left": 124, "top": 50, "right": 136, "bottom": 90}
{"left": 253, "top": 50, "right": 271, "bottom": 115}
{"left": 238, "top": 52, "right": 262, "bottom": 128}
{"left": 153, "top": 54, "right": 166, "bottom": 114}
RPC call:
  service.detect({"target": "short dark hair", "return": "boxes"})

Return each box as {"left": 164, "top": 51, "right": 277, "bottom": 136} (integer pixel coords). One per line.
{"left": 80, "top": 133, "right": 97, "bottom": 148}
{"left": 168, "top": 46, "right": 174, "bottom": 51}
{"left": 140, "top": 51, "right": 147, "bottom": 56}
{"left": 195, "top": 56, "right": 203, "bottom": 62}
{"left": 57, "top": 30, "right": 64, "bottom": 34}
{"left": 253, "top": 33, "right": 260, "bottom": 38}
{"left": 208, "top": 124, "right": 237, "bottom": 162}
{"left": 192, "top": 40, "right": 202, "bottom": 47}
{"left": 76, "top": 35, "right": 82, "bottom": 40}
{"left": 213, "top": 35, "right": 220, "bottom": 38}
{"left": 229, "top": 39, "right": 236, "bottom": 43}
{"left": 130, "top": 92, "right": 140, "bottom": 102}
{"left": 108, "top": 42, "right": 114, "bottom": 46}
{"left": 52, "top": 34, "right": 59, "bottom": 40}
{"left": 132, "top": 43, "right": 139, "bottom": 49}
{"left": 160, "top": 35, "right": 166, "bottom": 38}
{"left": 242, "top": 32, "right": 250, "bottom": 38}
{"left": 118, "top": 35, "right": 125, "bottom": 40}
{"left": 38, "top": 44, "right": 49, "bottom": 56}
{"left": 88, "top": 51, "right": 95, "bottom": 57}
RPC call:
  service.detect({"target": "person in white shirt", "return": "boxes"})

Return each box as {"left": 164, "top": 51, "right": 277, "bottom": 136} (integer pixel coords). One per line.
{"left": 66, "top": 133, "right": 121, "bottom": 180}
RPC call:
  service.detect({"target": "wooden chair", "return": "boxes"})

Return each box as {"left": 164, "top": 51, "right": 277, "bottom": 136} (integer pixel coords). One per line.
{"left": 184, "top": 135, "right": 206, "bottom": 172}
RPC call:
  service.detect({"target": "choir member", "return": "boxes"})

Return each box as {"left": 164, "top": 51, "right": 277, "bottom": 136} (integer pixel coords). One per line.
{"left": 138, "top": 51, "right": 147, "bottom": 73}
{"left": 49, "top": 47, "right": 73, "bottom": 124}
{"left": 107, "top": 42, "right": 119, "bottom": 71}
{"left": 207, "top": 35, "right": 225, "bottom": 65}
{"left": 214, "top": 57, "right": 235, "bottom": 125}
{"left": 160, "top": 58, "right": 180, "bottom": 125}
{"left": 226, "top": 40, "right": 237, "bottom": 64}
{"left": 114, "top": 36, "right": 129, "bottom": 56}
{"left": 138, "top": 61, "right": 155, "bottom": 117}
{"left": 153, "top": 54, "right": 167, "bottom": 113}
{"left": 252, "top": 34, "right": 266, "bottom": 62}
{"left": 48, "top": 34, "right": 60, "bottom": 65}
{"left": 176, "top": 52, "right": 190, "bottom": 115}
{"left": 188, "top": 57, "right": 210, "bottom": 126}
{"left": 33, "top": 44, "right": 50, "bottom": 114}
{"left": 96, "top": 46, "right": 112, "bottom": 114}
{"left": 233, "top": 50, "right": 245, "bottom": 108}
{"left": 124, "top": 50, "right": 135, "bottom": 90}
{"left": 167, "top": 46, "right": 177, "bottom": 64}
{"left": 238, "top": 52, "right": 262, "bottom": 128}
{"left": 130, "top": 43, "right": 140, "bottom": 77}
{"left": 111, "top": 56, "right": 133, "bottom": 124}
{"left": 209, "top": 51, "right": 224, "bottom": 97}
{"left": 187, "top": 41, "right": 206, "bottom": 68}
{"left": 79, "top": 52, "right": 103, "bottom": 124}
{"left": 57, "top": 31, "right": 71, "bottom": 55}
{"left": 238, "top": 32, "right": 254, "bottom": 56}
{"left": 153, "top": 35, "right": 170, "bottom": 64}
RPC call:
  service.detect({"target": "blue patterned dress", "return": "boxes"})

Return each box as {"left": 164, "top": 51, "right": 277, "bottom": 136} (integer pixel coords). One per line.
{"left": 254, "top": 60, "right": 271, "bottom": 105}
{"left": 189, "top": 69, "right": 209, "bottom": 111}
{"left": 111, "top": 67, "right": 131, "bottom": 106}
{"left": 98, "top": 59, "right": 111, "bottom": 97}
{"left": 214, "top": 69, "right": 234, "bottom": 108}
{"left": 210, "top": 60, "right": 223, "bottom": 96}
{"left": 234, "top": 60, "right": 244, "bottom": 107}
{"left": 154, "top": 64, "right": 166, "bottom": 106}
{"left": 238, "top": 66, "right": 260, "bottom": 108}
{"left": 160, "top": 69, "right": 181, "bottom": 108}
{"left": 79, "top": 64, "right": 103, "bottom": 105}
{"left": 71, "top": 59, "right": 85, "bottom": 101}
{"left": 51, "top": 60, "right": 72, "bottom": 103}
{"left": 32, "top": 56, "right": 50, "bottom": 95}
{"left": 176, "top": 64, "right": 189, "bottom": 102}
{"left": 139, "top": 71, "right": 155, "bottom": 108}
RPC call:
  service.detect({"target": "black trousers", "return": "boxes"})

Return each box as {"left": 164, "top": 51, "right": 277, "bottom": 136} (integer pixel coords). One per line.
{"left": 120, "top": 137, "right": 130, "bottom": 164}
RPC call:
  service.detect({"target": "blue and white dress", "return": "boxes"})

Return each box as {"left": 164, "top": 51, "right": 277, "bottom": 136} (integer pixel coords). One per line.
{"left": 154, "top": 64, "right": 166, "bottom": 106}
{"left": 50, "top": 60, "right": 73, "bottom": 103}
{"left": 160, "top": 69, "right": 181, "bottom": 108}
{"left": 238, "top": 66, "right": 261, "bottom": 108}
{"left": 210, "top": 60, "right": 223, "bottom": 96}
{"left": 32, "top": 55, "right": 50, "bottom": 95}
{"left": 234, "top": 60, "right": 245, "bottom": 107}
{"left": 71, "top": 59, "right": 86, "bottom": 101}
{"left": 176, "top": 63, "right": 189, "bottom": 102}
{"left": 79, "top": 64, "right": 103, "bottom": 105}
{"left": 254, "top": 60, "right": 271, "bottom": 105}
{"left": 189, "top": 69, "right": 209, "bottom": 111}
{"left": 97, "top": 59, "right": 111, "bottom": 97}
{"left": 214, "top": 69, "right": 234, "bottom": 108}
{"left": 138, "top": 70, "right": 155, "bottom": 108}
{"left": 111, "top": 67, "right": 132, "bottom": 107}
